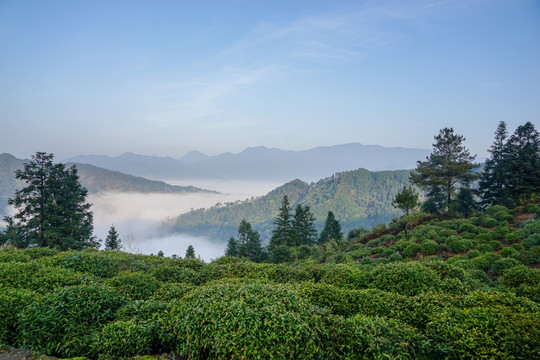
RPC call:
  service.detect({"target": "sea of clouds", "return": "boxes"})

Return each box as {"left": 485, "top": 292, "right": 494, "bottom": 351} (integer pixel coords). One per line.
{"left": 90, "top": 180, "right": 280, "bottom": 261}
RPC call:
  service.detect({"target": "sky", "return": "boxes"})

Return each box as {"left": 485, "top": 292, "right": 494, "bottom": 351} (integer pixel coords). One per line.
{"left": 1, "top": 0, "right": 539, "bottom": 161}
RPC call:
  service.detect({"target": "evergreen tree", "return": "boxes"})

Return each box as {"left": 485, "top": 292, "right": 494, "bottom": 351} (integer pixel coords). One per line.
{"left": 225, "top": 237, "right": 239, "bottom": 257}
{"left": 104, "top": 225, "right": 122, "bottom": 251}
{"left": 454, "top": 186, "right": 478, "bottom": 216}
{"left": 5, "top": 152, "right": 96, "bottom": 250}
{"left": 503, "top": 122, "right": 540, "bottom": 205}
{"left": 292, "top": 204, "right": 318, "bottom": 246}
{"left": 318, "top": 211, "right": 343, "bottom": 244}
{"left": 392, "top": 185, "right": 419, "bottom": 239}
{"left": 185, "top": 245, "right": 195, "bottom": 259}
{"left": 236, "top": 219, "right": 263, "bottom": 262}
{"left": 269, "top": 195, "right": 294, "bottom": 249}
{"left": 392, "top": 186, "right": 419, "bottom": 216}
{"left": 410, "top": 128, "right": 478, "bottom": 212}
{"left": 479, "top": 121, "right": 511, "bottom": 206}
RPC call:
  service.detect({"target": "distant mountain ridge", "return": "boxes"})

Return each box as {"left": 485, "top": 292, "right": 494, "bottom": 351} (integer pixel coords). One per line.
{"left": 170, "top": 167, "right": 414, "bottom": 242}
{"left": 64, "top": 143, "right": 429, "bottom": 182}
{"left": 0, "top": 153, "right": 213, "bottom": 217}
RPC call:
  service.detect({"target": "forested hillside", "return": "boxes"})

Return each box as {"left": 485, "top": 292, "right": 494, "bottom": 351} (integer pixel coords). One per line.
{"left": 172, "top": 168, "right": 413, "bottom": 241}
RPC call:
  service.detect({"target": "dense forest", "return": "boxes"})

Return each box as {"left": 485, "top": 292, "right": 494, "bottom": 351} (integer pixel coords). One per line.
{"left": 0, "top": 121, "right": 539, "bottom": 359}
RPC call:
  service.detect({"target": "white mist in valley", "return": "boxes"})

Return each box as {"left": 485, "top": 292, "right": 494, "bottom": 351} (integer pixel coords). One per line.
{"left": 90, "top": 180, "right": 280, "bottom": 261}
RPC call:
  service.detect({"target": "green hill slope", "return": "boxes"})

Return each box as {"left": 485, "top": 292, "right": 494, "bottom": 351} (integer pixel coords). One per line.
{"left": 172, "top": 168, "right": 414, "bottom": 241}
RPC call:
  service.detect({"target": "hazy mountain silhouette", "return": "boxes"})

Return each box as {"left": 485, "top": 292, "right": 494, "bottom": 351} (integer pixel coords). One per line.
{"left": 65, "top": 143, "right": 429, "bottom": 182}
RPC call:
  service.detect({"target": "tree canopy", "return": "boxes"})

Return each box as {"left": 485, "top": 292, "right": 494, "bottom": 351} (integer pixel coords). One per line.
{"left": 410, "top": 128, "right": 478, "bottom": 212}
{"left": 3, "top": 152, "right": 96, "bottom": 250}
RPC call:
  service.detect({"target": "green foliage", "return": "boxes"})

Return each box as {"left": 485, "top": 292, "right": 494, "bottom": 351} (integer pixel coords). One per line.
{"left": 402, "top": 242, "right": 421, "bottom": 258}
{"left": 107, "top": 272, "right": 161, "bottom": 300}
{"left": 161, "top": 282, "right": 333, "bottom": 359}
{"left": 371, "top": 262, "right": 440, "bottom": 296}
{"left": 318, "top": 211, "right": 344, "bottom": 244}
{"left": 340, "top": 315, "right": 425, "bottom": 359}
{"left": 185, "top": 245, "right": 195, "bottom": 259}
{"left": 426, "top": 305, "right": 540, "bottom": 359}
{"left": 104, "top": 225, "right": 121, "bottom": 250}
{"left": 410, "top": 127, "right": 478, "bottom": 212}
{"left": 18, "top": 284, "right": 125, "bottom": 357}
{"left": 93, "top": 320, "right": 154, "bottom": 360}
{"left": 0, "top": 288, "right": 38, "bottom": 345}
{"left": 5, "top": 152, "right": 96, "bottom": 250}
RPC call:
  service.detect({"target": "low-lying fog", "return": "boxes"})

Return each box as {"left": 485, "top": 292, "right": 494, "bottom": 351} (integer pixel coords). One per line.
{"left": 90, "top": 180, "right": 281, "bottom": 262}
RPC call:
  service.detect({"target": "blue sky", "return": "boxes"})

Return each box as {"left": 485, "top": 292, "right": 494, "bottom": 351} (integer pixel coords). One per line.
{"left": 1, "top": 0, "right": 539, "bottom": 160}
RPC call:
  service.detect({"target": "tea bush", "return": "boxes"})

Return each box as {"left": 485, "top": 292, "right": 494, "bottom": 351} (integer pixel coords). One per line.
{"left": 340, "top": 315, "right": 425, "bottom": 359}
{"left": 18, "top": 284, "right": 125, "bottom": 357}
{"left": 0, "top": 288, "right": 38, "bottom": 345}
{"left": 371, "top": 262, "right": 440, "bottom": 296}
{"left": 160, "top": 281, "right": 335, "bottom": 359}
{"left": 107, "top": 272, "right": 161, "bottom": 300}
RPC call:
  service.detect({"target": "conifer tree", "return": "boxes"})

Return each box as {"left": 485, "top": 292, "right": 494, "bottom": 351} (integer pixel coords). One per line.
{"left": 269, "top": 195, "right": 294, "bottom": 249}
{"left": 292, "top": 204, "right": 318, "bottom": 246}
{"left": 504, "top": 122, "right": 540, "bottom": 205}
{"left": 225, "top": 237, "right": 239, "bottom": 257}
{"left": 185, "top": 245, "right": 195, "bottom": 259}
{"left": 392, "top": 186, "right": 419, "bottom": 216}
{"left": 236, "top": 219, "right": 263, "bottom": 262}
{"left": 104, "top": 225, "right": 121, "bottom": 251}
{"left": 410, "top": 128, "right": 478, "bottom": 212}
{"left": 5, "top": 152, "right": 96, "bottom": 250}
{"left": 479, "top": 121, "right": 510, "bottom": 206}
{"left": 318, "top": 211, "right": 343, "bottom": 244}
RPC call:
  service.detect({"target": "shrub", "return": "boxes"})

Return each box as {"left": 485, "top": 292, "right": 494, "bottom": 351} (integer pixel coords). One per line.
{"left": 448, "top": 238, "right": 471, "bottom": 253}
{"left": 426, "top": 305, "right": 540, "bottom": 359}
{"left": 486, "top": 205, "right": 510, "bottom": 215}
{"left": 488, "top": 240, "right": 503, "bottom": 251}
{"left": 499, "top": 247, "right": 518, "bottom": 257}
{"left": 466, "top": 249, "right": 481, "bottom": 259}
{"left": 491, "top": 258, "right": 522, "bottom": 276}
{"left": 93, "top": 319, "right": 157, "bottom": 359}
{"left": 501, "top": 265, "right": 540, "bottom": 287}
{"left": 523, "top": 234, "right": 540, "bottom": 248}
{"left": 421, "top": 240, "right": 439, "bottom": 255}
{"left": 44, "top": 250, "right": 120, "bottom": 278}
{"left": 160, "top": 282, "right": 336, "bottom": 359}
{"left": 482, "top": 217, "right": 498, "bottom": 228}
{"left": 0, "top": 262, "right": 91, "bottom": 293}
{"left": 371, "top": 262, "right": 439, "bottom": 296}
{"left": 107, "top": 272, "right": 161, "bottom": 300}
{"left": 340, "top": 315, "right": 425, "bottom": 359}
{"left": 152, "top": 283, "right": 194, "bottom": 301}
{"left": 403, "top": 243, "right": 421, "bottom": 258}
{"left": 0, "top": 288, "right": 38, "bottom": 345}
{"left": 469, "top": 253, "right": 502, "bottom": 271}
{"left": 18, "top": 285, "right": 125, "bottom": 358}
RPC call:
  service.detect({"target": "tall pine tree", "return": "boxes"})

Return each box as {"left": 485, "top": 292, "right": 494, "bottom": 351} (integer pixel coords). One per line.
{"left": 292, "top": 204, "right": 317, "bottom": 246}
{"left": 410, "top": 128, "right": 478, "bottom": 212}
{"left": 104, "top": 225, "right": 121, "bottom": 250}
{"left": 504, "top": 122, "right": 540, "bottom": 205}
{"left": 5, "top": 152, "right": 96, "bottom": 250}
{"left": 269, "top": 195, "right": 294, "bottom": 249}
{"left": 479, "top": 121, "right": 511, "bottom": 207}
{"left": 318, "top": 211, "right": 343, "bottom": 244}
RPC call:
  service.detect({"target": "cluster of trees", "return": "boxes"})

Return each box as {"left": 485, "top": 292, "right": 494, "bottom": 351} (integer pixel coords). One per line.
{"left": 226, "top": 195, "right": 344, "bottom": 262}
{"left": 407, "top": 122, "right": 539, "bottom": 216}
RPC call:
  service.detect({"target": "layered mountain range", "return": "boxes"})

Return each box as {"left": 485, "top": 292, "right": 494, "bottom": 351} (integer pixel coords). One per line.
{"left": 65, "top": 143, "right": 430, "bottom": 182}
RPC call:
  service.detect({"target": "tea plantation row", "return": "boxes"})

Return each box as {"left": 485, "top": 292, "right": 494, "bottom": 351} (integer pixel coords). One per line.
{"left": 1, "top": 227, "right": 539, "bottom": 360}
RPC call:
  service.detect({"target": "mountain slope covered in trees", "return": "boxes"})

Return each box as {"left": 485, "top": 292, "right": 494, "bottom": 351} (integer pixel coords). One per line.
{"left": 171, "top": 168, "right": 413, "bottom": 241}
